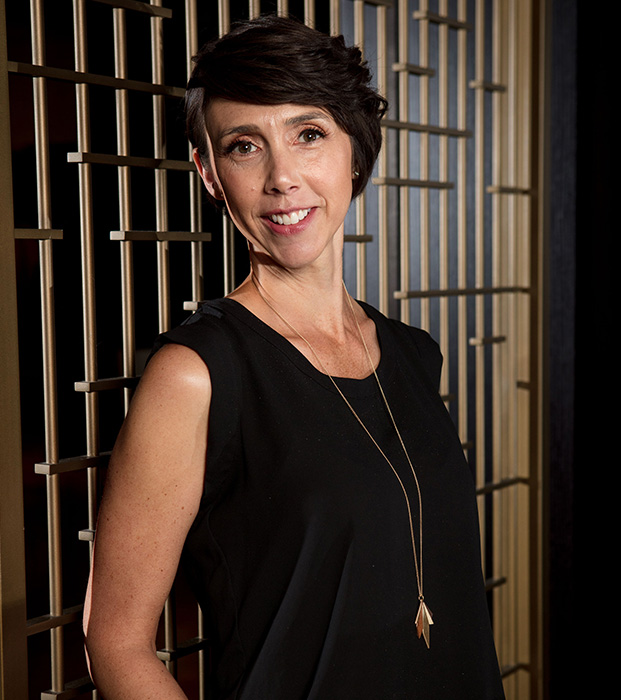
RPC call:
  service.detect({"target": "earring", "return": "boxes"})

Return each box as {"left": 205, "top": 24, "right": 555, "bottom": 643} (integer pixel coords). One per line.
{"left": 353, "top": 170, "right": 360, "bottom": 178}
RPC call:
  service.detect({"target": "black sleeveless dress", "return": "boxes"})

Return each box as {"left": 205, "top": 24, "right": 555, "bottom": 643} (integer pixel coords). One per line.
{"left": 152, "top": 298, "right": 505, "bottom": 700}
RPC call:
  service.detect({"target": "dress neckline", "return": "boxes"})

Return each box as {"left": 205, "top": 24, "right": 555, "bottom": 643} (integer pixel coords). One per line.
{"left": 204, "top": 297, "right": 394, "bottom": 397}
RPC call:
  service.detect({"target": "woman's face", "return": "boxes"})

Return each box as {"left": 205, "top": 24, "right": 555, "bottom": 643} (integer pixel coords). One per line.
{"left": 199, "top": 99, "right": 354, "bottom": 271}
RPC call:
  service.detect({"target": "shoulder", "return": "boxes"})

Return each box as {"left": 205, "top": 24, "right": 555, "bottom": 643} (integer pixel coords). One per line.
{"left": 142, "top": 342, "right": 211, "bottom": 397}
{"left": 123, "top": 343, "right": 212, "bottom": 447}
{"left": 361, "top": 303, "right": 443, "bottom": 390}
{"left": 146, "top": 302, "right": 243, "bottom": 448}
{"left": 392, "top": 322, "right": 443, "bottom": 389}
{"left": 151, "top": 300, "right": 240, "bottom": 369}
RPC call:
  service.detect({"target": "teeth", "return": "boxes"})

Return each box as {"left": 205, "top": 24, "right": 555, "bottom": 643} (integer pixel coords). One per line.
{"left": 270, "top": 208, "right": 310, "bottom": 225}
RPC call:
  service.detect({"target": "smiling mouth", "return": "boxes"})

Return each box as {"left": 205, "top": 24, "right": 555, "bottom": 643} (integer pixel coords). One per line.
{"left": 268, "top": 208, "right": 311, "bottom": 226}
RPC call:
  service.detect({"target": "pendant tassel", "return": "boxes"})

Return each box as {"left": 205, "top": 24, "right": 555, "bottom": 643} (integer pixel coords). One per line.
{"left": 415, "top": 599, "right": 434, "bottom": 649}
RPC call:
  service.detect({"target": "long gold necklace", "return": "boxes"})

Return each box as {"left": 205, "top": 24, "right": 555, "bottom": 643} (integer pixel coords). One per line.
{"left": 251, "top": 275, "right": 434, "bottom": 648}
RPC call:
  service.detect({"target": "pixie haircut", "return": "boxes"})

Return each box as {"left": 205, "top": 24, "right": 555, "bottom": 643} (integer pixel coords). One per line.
{"left": 185, "top": 15, "right": 388, "bottom": 209}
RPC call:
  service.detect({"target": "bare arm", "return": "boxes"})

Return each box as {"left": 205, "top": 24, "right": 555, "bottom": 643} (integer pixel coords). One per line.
{"left": 83, "top": 343, "right": 211, "bottom": 699}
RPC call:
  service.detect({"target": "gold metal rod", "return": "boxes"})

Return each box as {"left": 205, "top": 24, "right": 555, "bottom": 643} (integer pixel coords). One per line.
{"left": 330, "top": 0, "right": 340, "bottom": 35}
{"left": 499, "top": 662, "right": 530, "bottom": 679}
{"left": 7, "top": 61, "right": 185, "bottom": 97}
{"left": 372, "top": 176, "right": 454, "bottom": 189}
{"left": 304, "top": 0, "right": 315, "bottom": 26}
{"left": 31, "top": 0, "right": 64, "bottom": 689}
{"left": 34, "top": 453, "right": 111, "bottom": 476}
{"left": 484, "top": 576, "right": 508, "bottom": 591}
{"left": 74, "top": 376, "right": 140, "bottom": 392}
{"left": 46, "top": 475, "right": 64, "bottom": 689}
{"left": 476, "top": 476, "right": 530, "bottom": 496}
{"left": 413, "top": 9, "right": 473, "bottom": 30}
{"left": 397, "top": 0, "right": 409, "bottom": 324}
{"left": 67, "top": 151, "right": 194, "bottom": 170}
{"left": 156, "top": 636, "right": 211, "bottom": 662}
{"left": 391, "top": 62, "right": 436, "bottom": 77}
{"left": 469, "top": 79, "right": 506, "bottom": 92}
{"left": 111, "top": 230, "right": 212, "bottom": 241}
{"left": 40, "top": 677, "right": 95, "bottom": 700}
{"left": 186, "top": 0, "right": 204, "bottom": 304}
{"left": 93, "top": 0, "right": 173, "bottom": 17}
{"left": 14, "top": 228, "right": 63, "bottom": 239}
{"left": 222, "top": 217, "right": 234, "bottom": 296}
{"left": 197, "top": 605, "right": 206, "bottom": 700}
{"left": 473, "top": 0, "right": 486, "bottom": 576}
{"left": 26, "top": 606, "right": 84, "bottom": 636}
{"left": 354, "top": 0, "right": 367, "bottom": 301}
{"left": 438, "top": 0, "right": 450, "bottom": 399}
{"left": 218, "top": 0, "right": 229, "bottom": 36}
{"left": 78, "top": 529, "right": 96, "bottom": 542}
{"left": 73, "top": 0, "right": 100, "bottom": 468}
{"left": 381, "top": 118, "right": 471, "bottom": 138}
{"left": 469, "top": 335, "right": 508, "bottom": 346}
{"left": 218, "top": 3, "right": 232, "bottom": 295}
{"left": 457, "top": 0, "right": 468, "bottom": 455}
{"left": 164, "top": 593, "right": 177, "bottom": 677}
{"left": 490, "top": 0, "right": 508, "bottom": 671}
{"left": 113, "top": 6, "right": 136, "bottom": 421}
{"left": 249, "top": 0, "right": 261, "bottom": 20}
{"left": 150, "top": 0, "right": 171, "bottom": 333}
{"left": 150, "top": 2, "right": 175, "bottom": 680}
{"left": 344, "top": 234, "right": 373, "bottom": 243}
{"left": 394, "top": 284, "right": 530, "bottom": 299}
{"left": 418, "top": 0, "right": 430, "bottom": 331}
{"left": 376, "top": 2, "right": 389, "bottom": 314}
{"left": 486, "top": 185, "right": 534, "bottom": 195}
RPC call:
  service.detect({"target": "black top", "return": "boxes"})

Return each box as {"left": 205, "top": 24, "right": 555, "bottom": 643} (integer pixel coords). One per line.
{"left": 153, "top": 298, "right": 505, "bottom": 700}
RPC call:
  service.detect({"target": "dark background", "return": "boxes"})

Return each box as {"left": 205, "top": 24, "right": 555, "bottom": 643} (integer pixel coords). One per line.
{"left": 548, "top": 0, "right": 610, "bottom": 695}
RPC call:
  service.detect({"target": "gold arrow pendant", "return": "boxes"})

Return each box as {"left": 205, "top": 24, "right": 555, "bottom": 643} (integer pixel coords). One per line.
{"left": 415, "top": 600, "right": 434, "bottom": 649}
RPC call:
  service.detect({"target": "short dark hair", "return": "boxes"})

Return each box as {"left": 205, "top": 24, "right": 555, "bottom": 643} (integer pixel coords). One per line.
{"left": 185, "top": 15, "right": 387, "bottom": 209}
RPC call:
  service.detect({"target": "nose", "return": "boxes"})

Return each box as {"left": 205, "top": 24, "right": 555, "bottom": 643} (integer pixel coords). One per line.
{"left": 264, "top": 146, "right": 300, "bottom": 195}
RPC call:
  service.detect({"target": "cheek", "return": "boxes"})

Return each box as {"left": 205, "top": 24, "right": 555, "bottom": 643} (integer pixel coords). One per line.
{"left": 219, "top": 173, "right": 258, "bottom": 215}
{"left": 327, "top": 155, "right": 354, "bottom": 203}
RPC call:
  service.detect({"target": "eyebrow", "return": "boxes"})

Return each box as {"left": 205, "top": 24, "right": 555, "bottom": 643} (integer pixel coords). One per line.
{"left": 215, "top": 111, "right": 331, "bottom": 143}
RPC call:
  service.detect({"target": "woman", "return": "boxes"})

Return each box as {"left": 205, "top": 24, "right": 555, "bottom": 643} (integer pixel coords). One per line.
{"left": 84, "top": 15, "right": 505, "bottom": 699}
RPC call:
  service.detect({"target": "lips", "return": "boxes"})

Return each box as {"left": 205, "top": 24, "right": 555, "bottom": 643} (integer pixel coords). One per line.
{"left": 268, "top": 208, "right": 311, "bottom": 226}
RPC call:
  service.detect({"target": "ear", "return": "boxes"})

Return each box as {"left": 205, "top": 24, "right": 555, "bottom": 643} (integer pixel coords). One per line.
{"left": 192, "top": 148, "right": 224, "bottom": 201}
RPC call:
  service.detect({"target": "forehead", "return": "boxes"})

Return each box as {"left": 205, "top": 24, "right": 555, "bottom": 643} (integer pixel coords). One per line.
{"left": 204, "top": 100, "right": 337, "bottom": 140}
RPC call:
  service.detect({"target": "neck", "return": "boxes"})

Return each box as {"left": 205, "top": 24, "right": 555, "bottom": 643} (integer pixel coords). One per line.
{"left": 233, "top": 249, "right": 352, "bottom": 338}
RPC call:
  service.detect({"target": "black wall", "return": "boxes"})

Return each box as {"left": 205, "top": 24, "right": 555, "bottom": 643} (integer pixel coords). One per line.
{"left": 548, "top": 0, "right": 610, "bottom": 696}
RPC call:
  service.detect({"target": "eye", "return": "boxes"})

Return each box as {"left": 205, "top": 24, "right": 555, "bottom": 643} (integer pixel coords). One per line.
{"left": 227, "top": 139, "right": 257, "bottom": 155}
{"left": 298, "top": 128, "right": 325, "bottom": 143}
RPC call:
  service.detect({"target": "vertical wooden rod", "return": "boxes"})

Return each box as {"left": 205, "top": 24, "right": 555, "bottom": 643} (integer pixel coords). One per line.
{"left": 457, "top": 0, "right": 469, "bottom": 447}
{"left": 31, "top": 0, "right": 63, "bottom": 690}
{"left": 473, "top": 0, "right": 487, "bottom": 556}
{"left": 185, "top": 0, "right": 204, "bottom": 303}
{"left": 353, "top": 0, "right": 367, "bottom": 301}
{"left": 376, "top": 3, "right": 389, "bottom": 315}
{"left": 398, "top": 0, "right": 410, "bottom": 324}
{"left": 151, "top": 0, "right": 170, "bottom": 333}
{"left": 330, "top": 0, "right": 340, "bottom": 35}
{"left": 438, "top": 0, "right": 450, "bottom": 400}
{"left": 113, "top": 7, "right": 136, "bottom": 417}
{"left": 418, "top": 0, "right": 430, "bottom": 331}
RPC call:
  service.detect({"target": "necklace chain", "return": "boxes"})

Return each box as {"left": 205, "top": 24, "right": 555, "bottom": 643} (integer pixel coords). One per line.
{"left": 250, "top": 275, "right": 434, "bottom": 647}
